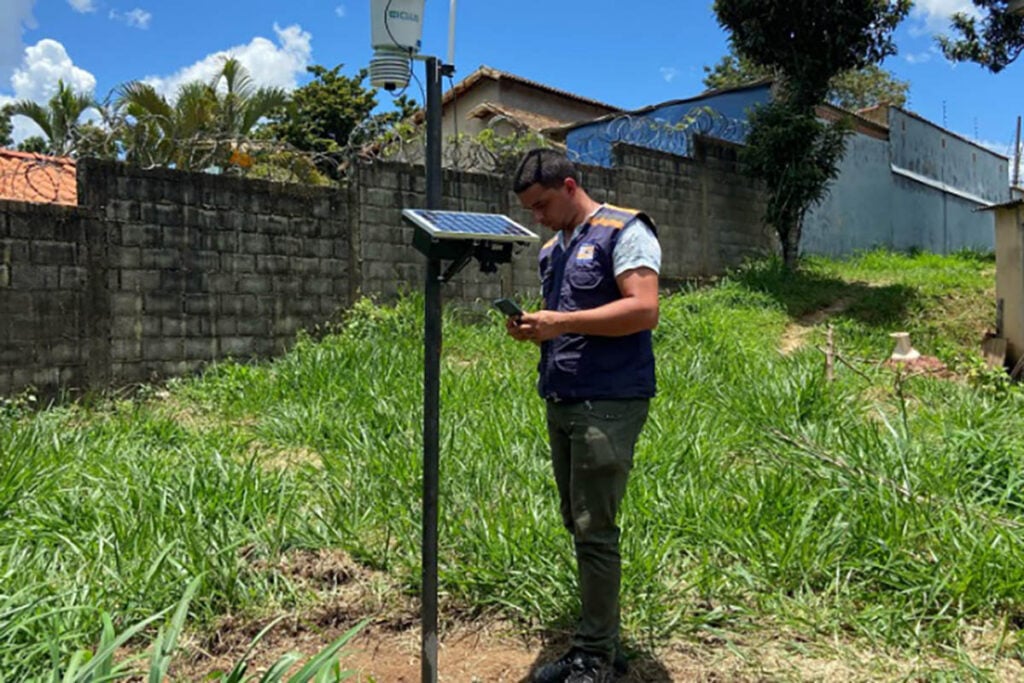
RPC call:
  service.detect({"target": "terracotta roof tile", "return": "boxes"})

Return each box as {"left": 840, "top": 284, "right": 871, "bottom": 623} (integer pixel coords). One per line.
{"left": 454, "top": 66, "right": 622, "bottom": 112}
{"left": 410, "top": 65, "right": 622, "bottom": 125}
{"left": 0, "top": 149, "right": 77, "bottom": 205}
{"left": 466, "top": 102, "right": 565, "bottom": 131}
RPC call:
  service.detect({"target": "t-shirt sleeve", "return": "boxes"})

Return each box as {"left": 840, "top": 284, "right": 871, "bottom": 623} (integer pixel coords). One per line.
{"left": 613, "top": 217, "right": 661, "bottom": 276}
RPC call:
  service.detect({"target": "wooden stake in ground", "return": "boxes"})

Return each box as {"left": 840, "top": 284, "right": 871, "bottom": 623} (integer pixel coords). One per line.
{"left": 825, "top": 325, "right": 835, "bottom": 382}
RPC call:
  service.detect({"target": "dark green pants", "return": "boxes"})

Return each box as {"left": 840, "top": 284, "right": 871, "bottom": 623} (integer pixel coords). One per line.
{"left": 546, "top": 398, "right": 650, "bottom": 661}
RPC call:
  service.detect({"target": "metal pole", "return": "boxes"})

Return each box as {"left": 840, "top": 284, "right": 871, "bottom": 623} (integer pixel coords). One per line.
{"left": 421, "top": 55, "right": 443, "bottom": 683}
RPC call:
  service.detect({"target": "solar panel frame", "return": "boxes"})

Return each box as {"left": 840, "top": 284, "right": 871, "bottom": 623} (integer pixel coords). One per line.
{"left": 403, "top": 209, "right": 540, "bottom": 243}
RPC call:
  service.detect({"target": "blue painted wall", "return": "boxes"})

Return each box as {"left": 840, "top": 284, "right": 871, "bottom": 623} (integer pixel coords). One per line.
{"left": 805, "top": 108, "right": 1008, "bottom": 255}
{"left": 802, "top": 131, "right": 893, "bottom": 255}
{"left": 889, "top": 109, "right": 1007, "bottom": 205}
{"left": 564, "top": 89, "right": 1011, "bottom": 256}
{"left": 565, "top": 84, "right": 770, "bottom": 167}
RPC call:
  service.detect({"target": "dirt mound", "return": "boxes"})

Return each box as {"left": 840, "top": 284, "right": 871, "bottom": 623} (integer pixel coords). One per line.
{"left": 884, "top": 354, "right": 953, "bottom": 378}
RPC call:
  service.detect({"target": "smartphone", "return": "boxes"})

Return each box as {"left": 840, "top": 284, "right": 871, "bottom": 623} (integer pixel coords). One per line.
{"left": 492, "top": 297, "right": 524, "bottom": 319}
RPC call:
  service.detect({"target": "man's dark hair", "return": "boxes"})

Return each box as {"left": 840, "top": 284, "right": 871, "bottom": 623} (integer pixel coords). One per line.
{"left": 512, "top": 148, "right": 579, "bottom": 193}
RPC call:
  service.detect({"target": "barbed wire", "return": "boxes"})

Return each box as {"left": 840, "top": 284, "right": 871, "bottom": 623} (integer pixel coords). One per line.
{"left": 0, "top": 124, "right": 562, "bottom": 208}
{"left": 569, "top": 107, "right": 749, "bottom": 165}
{"left": 0, "top": 106, "right": 752, "bottom": 205}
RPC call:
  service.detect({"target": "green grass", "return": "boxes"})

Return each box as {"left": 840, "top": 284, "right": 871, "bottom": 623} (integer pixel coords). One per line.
{"left": 2, "top": 249, "right": 1022, "bottom": 680}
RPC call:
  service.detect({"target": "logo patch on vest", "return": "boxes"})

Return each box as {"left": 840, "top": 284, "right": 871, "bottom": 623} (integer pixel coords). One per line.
{"left": 576, "top": 244, "right": 596, "bottom": 261}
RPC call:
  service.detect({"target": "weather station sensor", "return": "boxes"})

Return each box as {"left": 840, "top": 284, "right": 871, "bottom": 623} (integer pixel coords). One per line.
{"left": 366, "top": 3, "right": 536, "bottom": 683}
{"left": 369, "top": 0, "right": 425, "bottom": 90}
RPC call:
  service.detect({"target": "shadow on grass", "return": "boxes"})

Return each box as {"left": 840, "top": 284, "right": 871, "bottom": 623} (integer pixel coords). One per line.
{"left": 732, "top": 259, "right": 919, "bottom": 328}
{"left": 520, "top": 630, "right": 672, "bottom": 682}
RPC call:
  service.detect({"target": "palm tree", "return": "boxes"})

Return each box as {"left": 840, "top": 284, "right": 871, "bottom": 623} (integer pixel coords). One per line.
{"left": 115, "top": 57, "right": 287, "bottom": 170}
{"left": 0, "top": 105, "right": 13, "bottom": 147}
{"left": 115, "top": 80, "right": 218, "bottom": 169}
{"left": 210, "top": 57, "right": 287, "bottom": 139}
{"left": 8, "top": 80, "right": 98, "bottom": 156}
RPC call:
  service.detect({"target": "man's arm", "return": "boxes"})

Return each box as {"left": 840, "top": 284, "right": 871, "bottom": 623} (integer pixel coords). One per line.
{"left": 515, "top": 267, "right": 659, "bottom": 342}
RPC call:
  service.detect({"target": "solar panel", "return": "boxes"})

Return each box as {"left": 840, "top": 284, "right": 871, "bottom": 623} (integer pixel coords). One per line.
{"left": 403, "top": 209, "right": 540, "bottom": 243}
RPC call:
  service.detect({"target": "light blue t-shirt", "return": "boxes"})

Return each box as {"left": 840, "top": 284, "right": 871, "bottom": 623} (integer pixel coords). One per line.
{"left": 557, "top": 206, "right": 661, "bottom": 276}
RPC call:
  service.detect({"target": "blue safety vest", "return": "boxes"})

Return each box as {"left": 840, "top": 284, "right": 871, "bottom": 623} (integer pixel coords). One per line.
{"left": 537, "top": 204, "right": 657, "bottom": 401}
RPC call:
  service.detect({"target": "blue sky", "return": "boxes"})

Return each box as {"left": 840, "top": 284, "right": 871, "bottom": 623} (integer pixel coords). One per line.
{"left": 1, "top": 1, "right": 1021, "bottom": 165}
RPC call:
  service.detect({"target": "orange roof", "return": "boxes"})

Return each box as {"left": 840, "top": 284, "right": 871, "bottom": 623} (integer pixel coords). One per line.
{"left": 448, "top": 66, "right": 622, "bottom": 113}
{"left": 466, "top": 102, "right": 566, "bottom": 132}
{"left": 410, "top": 65, "right": 622, "bottom": 125}
{"left": 0, "top": 149, "right": 77, "bottom": 205}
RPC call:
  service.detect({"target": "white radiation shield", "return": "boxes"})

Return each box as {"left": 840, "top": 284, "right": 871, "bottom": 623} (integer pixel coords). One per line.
{"left": 369, "top": 0, "right": 426, "bottom": 90}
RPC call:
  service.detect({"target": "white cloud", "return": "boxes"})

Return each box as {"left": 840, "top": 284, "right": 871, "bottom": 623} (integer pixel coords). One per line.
{"left": 110, "top": 8, "right": 152, "bottom": 29}
{"left": 905, "top": 46, "right": 942, "bottom": 64}
{"left": 3, "top": 39, "right": 98, "bottom": 143}
{"left": 10, "top": 39, "right": 96, "bottom": 101}
{"left": 335, "top": 5, "right": 346, "bottom": 18}
{"left": 973, "top": 138, "right": 1006, "bottom": 154}
{"left": 67, "top": 0, "right": 97, "bottom": 12}
{"left": 142, "top": 23, "right": 313, "bottom": 99}
{"left": 660, "top": 66, "right": 679, "bottom": 83}
{"left": 0, "top": 0, "right": 37, "bottom": 84}
{"left": 909, "top": 0, "right": 980, "bottom": 36}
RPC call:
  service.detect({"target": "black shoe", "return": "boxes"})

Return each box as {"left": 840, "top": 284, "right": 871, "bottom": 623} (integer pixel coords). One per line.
{"left": 532, "top": 648, "right": 614, "bottom": 683}
{"left": 612, "top": 649, "right": 628, "bottom": 676}
{"left": 566, "top": 653, "right": 613, "bottom": 683}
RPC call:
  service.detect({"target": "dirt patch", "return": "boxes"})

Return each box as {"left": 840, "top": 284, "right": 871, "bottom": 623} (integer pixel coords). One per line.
{"left": 245, "top": 440, "right": 324, "bottom": 469}
{"left": 165, "top": 551, "right": 1024, "bottom": 682}
{"left": 884, "top": 354, "right": 955, "bottom": 379}
{"left": 172, "top": 618, "right": 1024, "bottom": 682}
{"left": 779, "top": 298, "right": 854, "bottom": 355}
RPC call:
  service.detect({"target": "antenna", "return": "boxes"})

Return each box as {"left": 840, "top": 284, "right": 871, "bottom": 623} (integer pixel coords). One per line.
{"left": 447, "top": 0, "right": 457, "bottom": 67}
{"left": 1014, "top": 115, "right": 1021, "bottom": 189}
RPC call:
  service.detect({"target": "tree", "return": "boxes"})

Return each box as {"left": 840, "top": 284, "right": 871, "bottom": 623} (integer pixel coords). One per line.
{"left": 939, "top": 0, "right": 1024, "bottom": 72}
{"left": 17, "top": 136, "right": 48, "bottom": 154}
{"left": 704, "top": 46, "right": 909, "bottom": 110}
{"left": 0, "top": 106, "right": 13, "bottom": 148}
{"left": 74, "top": 120, "right": 119, "bottom": 159}
{"left": 829, "top": 65, "right": 910, "bottom": 111}
{"left": 742, "top": 101, "right": 850, "bottom": 269}
{"left": 713, "top": 0, "right": 911, "bottom": 269}
{"left": 116, "top": 80, "right": 220, "bottom": 168}
{"left": 207, "top": 58, "right": 288, "bottom": 141}
{"left": 116, "top": 57, "right": 287, "bottom": 170}
{"left": 256, "top": 64, "right": 416, "bottom": 176}
{"left": 7, "top": 80, "right": 98, "bottom": 156}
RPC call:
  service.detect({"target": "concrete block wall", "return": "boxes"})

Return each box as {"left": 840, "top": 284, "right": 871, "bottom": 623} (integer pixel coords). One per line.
{"left": 1, "top": 141, "right": 770, "bottom": 398}
{"left": 352, "top": 141, "right": 772, "bottom": 301}
{"left": 0, "top": 201, "right": 101, "bottom": 393}
{"left": 89, "top": 162, "right": 353, "bottom": 386}
{"left": 353, "top": 161, "right": 537, "bottom": 305}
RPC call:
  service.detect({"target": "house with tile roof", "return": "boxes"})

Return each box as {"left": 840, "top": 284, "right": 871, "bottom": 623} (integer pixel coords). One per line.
{"left": 435, "top": 65, "right": 621, "bottom": 138}
{"left": 0, "top": 149, "right": 77, "bottom": 206}
{"left": 385, "top": 66, "right": 622, "bottom": 168}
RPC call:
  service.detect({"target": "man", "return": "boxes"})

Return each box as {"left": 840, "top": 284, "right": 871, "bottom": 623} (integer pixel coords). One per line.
{"left": 505, "top": 148, "right": 660, "bottom": 683}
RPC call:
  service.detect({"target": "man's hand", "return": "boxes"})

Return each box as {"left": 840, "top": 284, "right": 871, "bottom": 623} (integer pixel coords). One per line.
{"left": 505, "top": 315, "right": 531, "bottom": 342}
{"left": 514, "top": 310, "right": 566, "bottom": 342}
{"left": 505, "top": 311, "right": 564, "bottom": 342}
{"left": 504, "top": 267, "right": 659, "bottom": 343}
